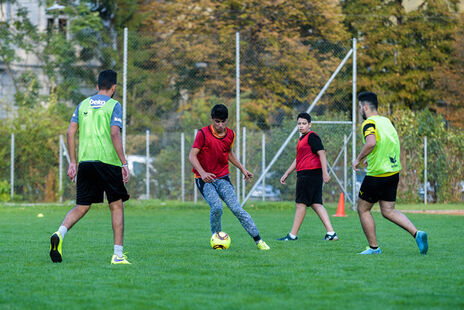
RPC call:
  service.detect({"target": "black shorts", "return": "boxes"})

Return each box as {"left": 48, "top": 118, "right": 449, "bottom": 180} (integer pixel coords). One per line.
{"left": 359, "top": 173, "right": 399, "bottom": 203}
{"left": 295, "top": 170, "right": 323, "bottom": 206}
{"left": 76, "top": 161, "right": 130, "bottom": 205}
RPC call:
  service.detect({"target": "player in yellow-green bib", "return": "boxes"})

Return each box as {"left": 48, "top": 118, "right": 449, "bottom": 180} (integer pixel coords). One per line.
{"left": 353, "top": 92, "right": 428, "bottom": 255}
{"left": 49, "top": 70, "right": 131, "bottom": 264}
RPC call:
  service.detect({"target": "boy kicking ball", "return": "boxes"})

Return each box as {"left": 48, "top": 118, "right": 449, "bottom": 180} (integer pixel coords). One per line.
{"left": 188, "top": 104, "right": 270, "bottom": 250}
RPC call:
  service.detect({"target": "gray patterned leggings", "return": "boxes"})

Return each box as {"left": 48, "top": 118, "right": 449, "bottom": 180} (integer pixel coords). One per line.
{"left": 195, "top": 176, "right": 259, "bottom": 238}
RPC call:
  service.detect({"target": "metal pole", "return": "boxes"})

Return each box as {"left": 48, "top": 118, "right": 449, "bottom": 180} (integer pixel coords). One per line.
{"left": 241, "top": 47, "right": 354, "bottom": 207}
{"left": 344, "top": 134, "right": 347, "bottom": 205}
{"left": 193, "top": 129, "right": 198, "bottom": 203}
{"left": 181, "top": 132, "right": 185, "bottom": 202}
{"left": 59, "top": 135, "right": 63, "bottom": 203}
{"left": 235, "top": 32, "right": 241, "bottom": 202}
{"left": 352, "top": 38, "right": 357, "bottom": 210}
{"left": 146, "top": 129, "right": 150, "bottom": 200}
{"left": 122, "top": 27, "right": 128, "bottom": 150}
{"left": 424, "top": 136, "right": 427, "bottom": 205}
{"left": 242, "top": 126, "right": 246, "bottom": 201}
{"left": 262, "top": 133, "right": 265, "bottom": 201}
{"left": 10, "top": 133, "right": 14, "bottom": 200}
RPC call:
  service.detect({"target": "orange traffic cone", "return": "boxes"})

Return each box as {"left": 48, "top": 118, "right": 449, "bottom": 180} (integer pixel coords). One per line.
{"left": 333, "top": 192, "right": 347, "bottom": 217}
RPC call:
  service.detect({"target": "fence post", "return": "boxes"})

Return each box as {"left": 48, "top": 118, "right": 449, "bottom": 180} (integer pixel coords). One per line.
{"left": 10, "top": 133, "right": 14, "bottom": 200}
{"left": 424, "top": 136, "right": 427, "bottom": 205}
{"left": 181, "top": 132, "right": 185, "bottom": 202}
{"left": 262, "top": 133, "right": 265, "bottom": 201}
{"left": 59, "top": 135, "right": 63, "bottom": 203}
{"left": 122, "top": 27, "right": 128, "bottom": 151}
{"left": 352, "top": 37, "right": 357, "bottom": 210}
{"left": 235, "top": 31, "right": 241, "bottom": 203}
{"left": 193, "top": 129, "right": 198, "bottom": 203}
{"left": 146, "top": 130, "right": 150, "bottom": 200}
{"left": 242, "top": 126, "right": 246, "bottom": 201}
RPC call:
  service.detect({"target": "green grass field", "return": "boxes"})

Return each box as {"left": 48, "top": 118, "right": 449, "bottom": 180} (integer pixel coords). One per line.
{"left": 1, "top": 201, "right": 463, "bottom": 309}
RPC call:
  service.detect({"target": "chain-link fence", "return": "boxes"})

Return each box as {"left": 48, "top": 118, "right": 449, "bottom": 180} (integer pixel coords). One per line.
{"left": 1, "top": 30, "right": 463, "bottom": 204}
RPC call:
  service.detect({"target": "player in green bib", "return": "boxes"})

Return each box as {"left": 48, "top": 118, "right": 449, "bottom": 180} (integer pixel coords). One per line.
{"left": 353, "top": 92, "right": 428, "bottom": 255}
{"left": 49, "top": 70, "right": 131, "bottom": 264}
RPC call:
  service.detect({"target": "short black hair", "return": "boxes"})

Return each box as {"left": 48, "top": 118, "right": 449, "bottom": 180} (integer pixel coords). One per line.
{"left": 358, "top": 91, "right": 378, "bottom": 110}
{"left": 98, "top": 69, "right": 117, "bottom": 90}
{"left": 297, "top": 112, "right": 311, "bottom": 123}
{"left": 211, "top": 104, "right": 228, "bottom": 120}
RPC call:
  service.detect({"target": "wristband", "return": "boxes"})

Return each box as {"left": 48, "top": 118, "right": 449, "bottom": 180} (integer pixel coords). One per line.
{"left": 122, "top": 162, "right": 128, "bottom": 168}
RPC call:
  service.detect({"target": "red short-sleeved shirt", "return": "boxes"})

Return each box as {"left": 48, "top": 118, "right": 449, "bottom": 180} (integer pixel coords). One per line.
{"left": 192, "top": 125, "right": 235, "bottom": 179}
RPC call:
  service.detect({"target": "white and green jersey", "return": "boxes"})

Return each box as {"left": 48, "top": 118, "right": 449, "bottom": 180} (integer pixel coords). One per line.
{"left": 71, "top": 94, "right": 122, "bottom": 166}
{"left": 361, "top": 115, "right": 402, "bottom": 176}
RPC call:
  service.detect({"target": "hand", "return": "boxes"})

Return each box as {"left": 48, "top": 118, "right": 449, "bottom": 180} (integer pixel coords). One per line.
{"left": 67, "top": 162, "right": 77, "bottom": 182}
{"left": 122, "top": 166, "right": 130, "bottom": 184}
{"left": 201, "top": 172, "right": 217, "bottom": 183}
{"left": 242, "top": 169, "right": 253, "bottom": 181}
{"left": 280, "top": 173, "right": 288, "bottom": 184}
{"left": 323, "top": 172, "right": 331, "bottom": 184}
{"left": 353, "top": 158, "right": 361, "bottom": 171}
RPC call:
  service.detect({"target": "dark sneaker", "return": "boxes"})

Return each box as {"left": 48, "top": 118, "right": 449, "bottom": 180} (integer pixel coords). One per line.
{"left": 324, "top": 233, "right": 339, "bottom": 241}
{"left": 277, "top": 234, "right": 298, "bottom": 241}
{"left": 49, "top": 232, "right": 63, "bottom": 263}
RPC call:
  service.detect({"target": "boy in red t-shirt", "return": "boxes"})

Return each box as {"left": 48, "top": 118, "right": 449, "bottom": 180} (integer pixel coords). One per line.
{"left": 188, "top": 104, "right": 270, "bottom": 250}
{"left": 278, "top": 112, "right": 338, "bottom": 241}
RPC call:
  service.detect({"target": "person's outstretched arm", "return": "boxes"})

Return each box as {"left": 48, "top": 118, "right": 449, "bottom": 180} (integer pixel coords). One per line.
{"left": 317, "top": 150, "right": 331, "bottom": 184}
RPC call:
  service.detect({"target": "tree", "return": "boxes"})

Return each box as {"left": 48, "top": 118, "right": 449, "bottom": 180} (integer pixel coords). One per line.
{"left": 343, "top": 0, "right": 460, "bottom": 112}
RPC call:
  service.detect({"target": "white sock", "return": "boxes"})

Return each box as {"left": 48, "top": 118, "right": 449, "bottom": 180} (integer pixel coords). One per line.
{"left": 289, "top": 233, "right": 297, "bottom": 239}
{"left": 327, "top": 231, "right": 335, "bottom": 235}
{"left": 58, "top": 226, "right": 68, "bottom": 238}
{"left": 114, "top": 245, "right": 123, "bottom": 258}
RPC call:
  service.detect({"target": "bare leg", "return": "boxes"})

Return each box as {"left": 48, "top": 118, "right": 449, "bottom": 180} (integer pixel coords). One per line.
{"left": 290, "top": 203, "right": 307, "bottom": 236}
{"left": 357, "top": 199, "right": 378, "bottom": 247}
{"left": 379, "top": 201, "right": 417, "bottom": 236}
{"left": 109, "top": 199, "right": 124, "bottom": 246}
{"left": 62, "top": 205, "right": 91, "bottom": 230}
{"left": 311, "top": 203, "right": 334, "bottom": 232}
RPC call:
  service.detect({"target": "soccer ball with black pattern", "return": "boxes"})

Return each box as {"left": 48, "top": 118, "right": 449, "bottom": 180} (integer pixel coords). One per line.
{"left": 210, "top": 232, "right": 231, "bottom": 250}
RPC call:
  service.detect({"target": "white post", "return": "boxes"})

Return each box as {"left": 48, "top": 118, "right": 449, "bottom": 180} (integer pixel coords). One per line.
{"left": 10, "top": 133, "right": 14, "bottom": 200}
{"left": 352, "top": 38, "right": 357, "bottom": 210}
{"left": 235, "top": 31, "right": 241, "bottom": 202}
{"left": 193, "top": 129, "right": 198, "bottom": 203}
{"left": 122, "top": 27, "right": 128, "bottom": 150}
{"left": 344, "top": 134, "right": 347, "bottom": 205}
{"left": 59, "top": 135, "right": 63, "bottom": 203}
{"left": 181, "top": 132, "right": 185, "bottom": 202}
{"left": 424, "top": 136, "right": 427, "bottom": 205}
{"left": 242, "top": 126, "right": 246, "bottom": 201}
{"left": 146, "top": 130, "right": 150, "bottom": 200}
{"left": 262, "top": 133, "right": 265, "bottom": 201}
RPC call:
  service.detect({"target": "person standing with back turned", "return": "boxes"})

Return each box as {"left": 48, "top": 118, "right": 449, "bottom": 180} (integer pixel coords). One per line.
{"left": 354, "top": 91, "right": 428, "bottom": 255}
{"left": 49, "top": 69, "right": 131, "bottom": 264}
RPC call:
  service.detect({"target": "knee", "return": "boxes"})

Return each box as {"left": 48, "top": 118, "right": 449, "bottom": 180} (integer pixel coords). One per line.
{"left": 381, "top": 208, "right": 393, "bottom": 218}
{"left": 210, "top": 205, "right": 223, "bottom": 217}
{"left": 76, "top": 205, "right": 90, "bottom": 216}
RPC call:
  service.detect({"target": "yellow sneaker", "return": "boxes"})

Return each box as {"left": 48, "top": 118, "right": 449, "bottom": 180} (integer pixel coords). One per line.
{"left": 49, "top": 232, "right": 63, "bottom": 263}
{"left": 257, "top": 240, "right": 270, "bottom": 250}
{"left": 111, "top": 254, "right": 131, "bottom": 264}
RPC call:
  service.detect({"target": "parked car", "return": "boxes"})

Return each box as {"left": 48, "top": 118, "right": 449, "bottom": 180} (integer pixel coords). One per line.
{"left": 127, "top": 155, "right": 156, "bottom": 177}
{"left": 250, "top": 184, "right": 281, "bottom": 201}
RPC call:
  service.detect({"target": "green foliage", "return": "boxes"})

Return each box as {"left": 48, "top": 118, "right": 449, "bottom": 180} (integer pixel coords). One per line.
{"left": 0, "top": 180, "right": 10, "bottom": 202}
